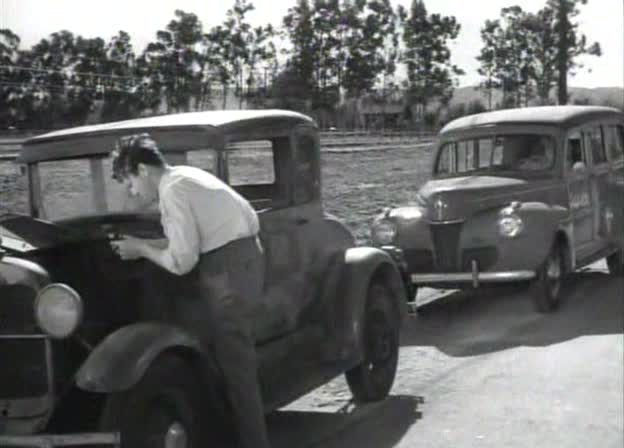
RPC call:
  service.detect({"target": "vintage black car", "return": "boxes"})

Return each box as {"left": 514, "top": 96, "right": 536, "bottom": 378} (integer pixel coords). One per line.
{"left": 0, "top": 110, "right": 407, "bottom": 447}
{"left": 371, "top": 106, "right": 624, "bottom": 312}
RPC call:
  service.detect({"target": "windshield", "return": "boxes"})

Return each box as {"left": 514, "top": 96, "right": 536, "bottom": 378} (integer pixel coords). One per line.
{"left": 435, "top": 134, "right": 556, "bottom": 177}
{"left": 36, "top": 150, "right": 217, "bottom": 221}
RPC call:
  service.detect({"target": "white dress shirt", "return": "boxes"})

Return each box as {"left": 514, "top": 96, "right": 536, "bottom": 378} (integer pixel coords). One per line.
{"left": 157, "top": 166, "right": 259, "bottom": 275}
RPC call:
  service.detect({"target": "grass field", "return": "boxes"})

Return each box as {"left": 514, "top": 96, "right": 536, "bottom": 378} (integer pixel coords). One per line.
{"left": 0, "top": 143, "right": 435, "bottom": 244}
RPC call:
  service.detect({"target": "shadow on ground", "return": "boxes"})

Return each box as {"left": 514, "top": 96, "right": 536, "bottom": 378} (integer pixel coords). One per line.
{"left": 268, "top": 395, "right": 423, "bottom": 448}
{"left": 401, "top": 268, "right": 623, "bottom": 357}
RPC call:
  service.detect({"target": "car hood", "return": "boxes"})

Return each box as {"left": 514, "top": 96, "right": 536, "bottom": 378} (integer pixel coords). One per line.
{"left": 0, "top": 215, "right": 83, "bottom": 253}
{"left": 418, "top": 175, "right": 544, "bottom": 221}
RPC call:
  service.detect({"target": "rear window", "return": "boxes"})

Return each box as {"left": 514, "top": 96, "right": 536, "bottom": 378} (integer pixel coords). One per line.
{"left": 435, "top": 134, "right": 556, "bottom": 176}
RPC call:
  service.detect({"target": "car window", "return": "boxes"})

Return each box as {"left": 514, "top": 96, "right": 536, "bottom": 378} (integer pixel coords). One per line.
{"left": 604, "top": 125, "right": 624, "bottom": 162}
{"left": 479, "top": 138, "right": 494, "bottom": 167}
{"left": 584, "top": 126, "right": 607, "bottom": 165}
{"left": 38, "top": 159, "right": 95, "bottom": 220}
{"left": 227, "top": 140, "right": 275, "bottom": 185}
{"left": 566, "top": 131, "right": 587, "bottom": 173}
{"left": 186, "top": 149, "right": 217, "bottom": 174}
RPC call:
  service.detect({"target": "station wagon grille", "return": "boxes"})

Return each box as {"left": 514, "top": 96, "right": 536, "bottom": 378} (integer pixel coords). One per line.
{"left": 0, "top": 337, "right": 49, "bottom": 398}
{"left": 430, "top": 223, "right": 463, "bottom": 272}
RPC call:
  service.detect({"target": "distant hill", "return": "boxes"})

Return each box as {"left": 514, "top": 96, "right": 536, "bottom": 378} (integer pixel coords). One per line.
{"left": 448, "top": 85, "right": 624, "bottom": 110}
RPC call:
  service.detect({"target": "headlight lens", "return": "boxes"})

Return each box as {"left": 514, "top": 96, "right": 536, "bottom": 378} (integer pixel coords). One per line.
{"left": 498, "top": 213, "right": 524, "bottom": 238}
{"left": 35, "top": 284, "right": 83, "bottom": 339}
{"left": 372, "top": 219, "right": 397, "bottom": 245}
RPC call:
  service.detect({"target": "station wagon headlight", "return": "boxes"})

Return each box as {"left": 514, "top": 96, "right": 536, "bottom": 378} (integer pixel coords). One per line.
{"left": 498, "top": 207, "right": 524, "bottom": 238}
{"left": 35, "top": 284, "right": 83, "bottom": 339}
{"left": 372, "top": 219, "right": 397, "bottom": 245}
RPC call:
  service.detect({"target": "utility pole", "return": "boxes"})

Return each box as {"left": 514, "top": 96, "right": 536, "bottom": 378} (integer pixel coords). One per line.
{"left": 557, "top": 0, "right": 569, "bottom": 105}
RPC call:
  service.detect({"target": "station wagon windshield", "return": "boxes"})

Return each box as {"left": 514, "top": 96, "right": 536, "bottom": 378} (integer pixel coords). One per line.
{"left": 435, "top": 134, "right": 556, "bottom": 177}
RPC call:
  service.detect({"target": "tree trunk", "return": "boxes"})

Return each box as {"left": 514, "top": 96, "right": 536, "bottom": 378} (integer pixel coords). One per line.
{"left": 557, "top": 0, "right": 569, "bottom": 105}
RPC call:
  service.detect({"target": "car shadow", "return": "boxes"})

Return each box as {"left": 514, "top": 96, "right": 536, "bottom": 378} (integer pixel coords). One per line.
{"left": 268, "top": 395, "right": 423, "bottom": 448}
{"left": 401, "top": 268, "right": 623, "bottom": 357}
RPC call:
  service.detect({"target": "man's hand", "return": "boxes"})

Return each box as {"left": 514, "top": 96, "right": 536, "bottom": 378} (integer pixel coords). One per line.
{"left": 110, "top": 236, "right": 145, "bottom": 260}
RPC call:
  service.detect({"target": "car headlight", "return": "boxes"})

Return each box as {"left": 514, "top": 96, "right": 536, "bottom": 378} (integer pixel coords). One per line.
{"left": 498, "top": 210, "right": 524, "bottom": 238}
{"left": 35, "top": 284, "right": 83, "bottom": 339}
{"left": 372, "top": 219, "right": 397, "bottom": 245}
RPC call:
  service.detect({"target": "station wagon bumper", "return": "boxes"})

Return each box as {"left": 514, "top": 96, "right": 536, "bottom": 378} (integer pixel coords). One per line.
{"left": 0, "top": 432, "right": 120, "bottom": 447}
{"left": 411, "top": 261, "right": 535, "bottom": 288}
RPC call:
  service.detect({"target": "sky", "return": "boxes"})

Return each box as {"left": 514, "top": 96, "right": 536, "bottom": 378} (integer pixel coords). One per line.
{"left": 1, "top": 0, "right": 622, "bottom": 89}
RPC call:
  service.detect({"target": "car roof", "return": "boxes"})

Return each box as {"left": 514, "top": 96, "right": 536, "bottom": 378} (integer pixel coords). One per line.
{"left": 440, "top": 105, "right": 623, "bottom": 135}
{"left": 19, "top": 109, "right": 316, "bottom": 163}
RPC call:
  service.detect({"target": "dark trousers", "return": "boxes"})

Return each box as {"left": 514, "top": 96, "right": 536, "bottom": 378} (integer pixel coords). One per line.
{"left": 179, "top": 236, "right": 271, "bottom": 448}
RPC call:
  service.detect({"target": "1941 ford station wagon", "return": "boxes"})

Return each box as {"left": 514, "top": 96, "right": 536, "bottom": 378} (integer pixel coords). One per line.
{"left": 0, "top": 110, "right": 406, "bottom": 447}
{"left": 371, "top": 106, "right": 623, "bottom": 313}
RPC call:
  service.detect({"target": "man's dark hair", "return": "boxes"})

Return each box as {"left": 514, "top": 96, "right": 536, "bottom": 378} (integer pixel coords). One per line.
{"left": 111, "top": 133, "right": 166, "bottom": 181}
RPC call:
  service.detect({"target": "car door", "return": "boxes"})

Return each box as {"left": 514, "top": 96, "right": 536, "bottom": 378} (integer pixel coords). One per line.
{"left": 583, "top": 124, "right": 611, "bottom": 247}
{"left": 565, "top": 129, "right": 595, "bottom": 254}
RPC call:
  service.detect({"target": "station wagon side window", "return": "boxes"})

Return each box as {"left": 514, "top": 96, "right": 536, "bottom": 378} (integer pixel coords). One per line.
{"left": 604, "top": 125, "right": 624, "bottom": 162}
{"left": 584, "top": 126, "right": 607, "bottom": 165}
{"left": 566, "top": 130, "right": 586, "bottom": 172}
{"left": 187, "top": 149, "right": 218, "bottom": 174}
{"left": 293, "top": 134, "right": 320, "bottom": 204}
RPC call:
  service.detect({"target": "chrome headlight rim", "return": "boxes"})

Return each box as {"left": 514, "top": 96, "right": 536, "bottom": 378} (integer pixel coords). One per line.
{"left": 372, "top": 219, "right": 397, "bottom": 245}
{"left": 34, "top": 283, "right": 84, "bottom": 339}
{"left": 498, "top": 212, "right": 524, "bottom": 238}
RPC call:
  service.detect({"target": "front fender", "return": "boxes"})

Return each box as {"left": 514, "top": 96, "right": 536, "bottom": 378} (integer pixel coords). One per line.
{"left": 336, "top": 247, "right": 407, "bottom": 358}
{"left": 0, "top": 256, "right": 50, "bottom": 289}
{"left": 75, "top": 322, "right": 206, "bottom": 393}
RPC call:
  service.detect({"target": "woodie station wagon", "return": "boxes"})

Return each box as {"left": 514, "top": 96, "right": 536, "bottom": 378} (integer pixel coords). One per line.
{"left": 371, "top": 106, "right": 624, "bottom": 312}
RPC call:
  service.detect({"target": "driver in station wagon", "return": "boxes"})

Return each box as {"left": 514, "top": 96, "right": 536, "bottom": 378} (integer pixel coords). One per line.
{"left": 109, "top": 133, "right": 272, "bottom": 448}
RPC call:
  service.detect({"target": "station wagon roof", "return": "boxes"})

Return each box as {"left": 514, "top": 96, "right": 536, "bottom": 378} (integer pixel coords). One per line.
{"left": 440, "top": 105, "right": 623, "bottom": 135}
{"left": 18, "top": 109, "right": 316, "bottom": 163}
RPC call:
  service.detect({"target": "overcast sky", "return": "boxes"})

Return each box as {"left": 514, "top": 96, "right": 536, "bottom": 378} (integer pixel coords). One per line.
{"left": 1, "top": 0, "right": 622, "bottom": 88}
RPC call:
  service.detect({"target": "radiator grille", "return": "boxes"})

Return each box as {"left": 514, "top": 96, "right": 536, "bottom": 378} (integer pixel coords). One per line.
{"left": 0, "top": 284, "right": 38, "bottom": 334}
{"left": 0, "top": 337, "right": 49, "bottom": 398}
{"left": 430, "top": 223, "right": 463, "bottom": 272}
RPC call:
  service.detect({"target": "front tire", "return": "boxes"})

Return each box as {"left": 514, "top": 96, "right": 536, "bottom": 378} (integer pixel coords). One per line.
{"left": 346, "top": 281, "right": 400, "bottom": 403}
{"left": 99, "top": 354, "right": 216, "bottom": 448}
{"left": 531, "top": 244, "right": 564, "bottom": 313}
{"left": 606, "top": 248, "right": 624, "bottom": 276}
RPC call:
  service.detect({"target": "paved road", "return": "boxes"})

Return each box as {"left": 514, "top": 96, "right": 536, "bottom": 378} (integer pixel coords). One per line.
{"left": 267, "top": 261, "right": 623, "bottom": 448}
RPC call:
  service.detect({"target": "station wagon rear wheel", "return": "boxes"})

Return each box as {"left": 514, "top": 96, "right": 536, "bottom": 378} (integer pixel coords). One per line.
{"left": 99, "top": 354, "right": 218, "bottom": 448}
{"left": 345, "top": 281, "right": 399, "bottom": 403}
{"left": 531, "top": 244, "right": 564, "bottom": 313}
{"left": 606, "top": 248, "right": 624, "bottom": 276}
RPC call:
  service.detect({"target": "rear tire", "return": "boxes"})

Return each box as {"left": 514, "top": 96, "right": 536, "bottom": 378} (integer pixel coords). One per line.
{"left": 531, "top": 243, "right": 564, "bottom": 313}
{"left": 606, "top": 248, "right": 624, "bottom": 276}
{"left": 346, "top": 281, "right": 400, "bottom": 403}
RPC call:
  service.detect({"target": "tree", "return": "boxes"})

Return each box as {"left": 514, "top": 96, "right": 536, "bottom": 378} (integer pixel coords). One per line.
{"left": 0, "top": 29, "right": 22, "bottom": 127}
{"left": 401, "top": 0, "right": 463, "bottom": 120}
{"left": 144, "top": 10, "right": 204, "bottom": 113}
{"left": 547, "top": 0, "right": 601, "bottom": 104}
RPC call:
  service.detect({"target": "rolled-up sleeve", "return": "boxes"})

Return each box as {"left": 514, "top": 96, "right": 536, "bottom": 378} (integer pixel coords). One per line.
{"left": 158, "top": 184, "right": 201, "bottom": 275}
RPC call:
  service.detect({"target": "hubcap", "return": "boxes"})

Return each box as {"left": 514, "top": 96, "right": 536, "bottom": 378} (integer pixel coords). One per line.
{"left": 546, "top": 252, "right": 561, "bottom": 297}
{"left": 165, "top": 422, "right": 188, "bottom": 448}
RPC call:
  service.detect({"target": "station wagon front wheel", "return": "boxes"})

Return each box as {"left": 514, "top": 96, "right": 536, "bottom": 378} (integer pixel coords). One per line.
{"left": 531, "top": 244, "right": 564, "bottom": 313}
{"left": 346, "top": 281, "right": 399, "bottom": 403}
{"left": 99, "top": 354, "right": 216, "bottom": 448}
{"left": 606, "top": 248, "right": 624, "bottom": 276}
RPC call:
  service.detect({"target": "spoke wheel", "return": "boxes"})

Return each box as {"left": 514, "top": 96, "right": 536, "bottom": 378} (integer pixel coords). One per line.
{"left": 99, "top": 354, "right": 222, "bottom": 448}
{"left": 346, "top": 282, "right": 399, "bottom": 403}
